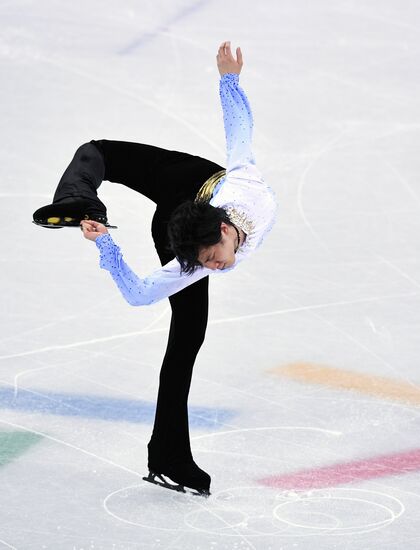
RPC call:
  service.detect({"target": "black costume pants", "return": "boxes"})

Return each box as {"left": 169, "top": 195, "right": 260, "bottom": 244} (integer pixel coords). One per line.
{"left": 57, "top": 140, "right": 224, "bottom": 468}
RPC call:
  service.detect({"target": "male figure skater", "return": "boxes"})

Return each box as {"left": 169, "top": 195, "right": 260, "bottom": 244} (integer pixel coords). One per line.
{"left": 33, "top": 42, "right": 277, "bottom": 496}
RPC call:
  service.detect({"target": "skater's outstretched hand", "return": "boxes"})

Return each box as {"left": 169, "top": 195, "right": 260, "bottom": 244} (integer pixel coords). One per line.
{"left": 217, "top": 41, "right": 243, "bottom": 76}
{"left": 80, "top": 219, "right": 108, "bottom": 241}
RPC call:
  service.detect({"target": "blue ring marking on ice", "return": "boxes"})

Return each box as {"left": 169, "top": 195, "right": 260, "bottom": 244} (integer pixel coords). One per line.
{"left": 118, "top": 0, "right": 212, "bottom": 55}
{"left": 0, "top": 387, "right": 235, "bottom": 428}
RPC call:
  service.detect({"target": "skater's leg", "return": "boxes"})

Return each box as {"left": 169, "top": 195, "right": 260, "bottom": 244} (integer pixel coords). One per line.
{"left": 147, "top": 275, "right": 209, "bottom": 463}
{"left": 33, "top": 139, "right": 224, "bottom": 225}
{"left": 147, "top": 276, "right": 210, "bottom": 491}
{"left": 146, "top": 207, "right": 210, "bottom": 491}
{"left": 38, "top": 139, "right": 192, "bottom": 211}
{"left": 92, "top": 139, "right": 224, "bottom": 204}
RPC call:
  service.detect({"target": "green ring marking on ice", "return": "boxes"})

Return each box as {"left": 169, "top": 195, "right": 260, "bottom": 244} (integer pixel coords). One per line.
{"left": 0, "top": 432, "right": 43, "bottom": 468}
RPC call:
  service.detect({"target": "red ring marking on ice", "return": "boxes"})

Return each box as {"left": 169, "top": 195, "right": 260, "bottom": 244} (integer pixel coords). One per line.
{"left": 257, "top": 448, "right": 420, "bottom": 490}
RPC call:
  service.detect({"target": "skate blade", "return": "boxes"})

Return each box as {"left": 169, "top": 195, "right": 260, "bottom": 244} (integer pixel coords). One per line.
{"left": 142, "top": 472, "right": 210, "bottom": 497}
{"left": 32, "top": 220, "right": 118, "bottom": 229}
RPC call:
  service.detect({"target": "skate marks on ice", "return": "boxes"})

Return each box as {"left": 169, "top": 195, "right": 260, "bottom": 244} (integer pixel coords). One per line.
{"left": 0, "top": 538, "right": 17, "bottom": 550}
{"left": 269, "top": 487, "right": 403, "bottom": 536}
{"left": 104, "top": 484, "right": 404, "bottom": 540}
{"left": 1, "top": 289, "right": 417, "bottom": 363}
{"left": 103, "top": 426, "right": 408, "bottom": 542}
{"left": 195, "top": 487, "right": 404, "bottom": 537}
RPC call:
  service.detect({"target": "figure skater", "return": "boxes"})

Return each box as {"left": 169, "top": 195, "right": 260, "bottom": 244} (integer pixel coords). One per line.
{"left": 32, "top": 41, "right": 277, "bottom": 496}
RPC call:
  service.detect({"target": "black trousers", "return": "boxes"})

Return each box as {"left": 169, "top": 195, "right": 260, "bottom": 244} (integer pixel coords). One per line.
{"left": 57, "top": 140, "right": 224, "bottom": 468}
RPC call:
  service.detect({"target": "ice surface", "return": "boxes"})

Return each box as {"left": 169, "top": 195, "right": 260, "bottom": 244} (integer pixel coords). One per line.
{"left": 1, "top": 0, "right": 420, "bottom": 548}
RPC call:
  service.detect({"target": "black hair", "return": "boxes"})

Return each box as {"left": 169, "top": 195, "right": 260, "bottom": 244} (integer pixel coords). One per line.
{"left": 167, "top": 200, "right": 233, "bottom": 274}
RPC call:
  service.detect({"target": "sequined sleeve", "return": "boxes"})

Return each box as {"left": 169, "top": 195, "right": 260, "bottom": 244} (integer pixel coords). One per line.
{"left": 219, "top": 73, "right": 255, "bottom": 173}
{"left": 95, "top": 233, "right": 214, "bottom": 306}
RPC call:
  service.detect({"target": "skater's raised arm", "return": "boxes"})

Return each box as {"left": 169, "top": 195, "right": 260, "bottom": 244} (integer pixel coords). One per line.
{"left": 217, "top": 41, "right": 257, "bottom": 174}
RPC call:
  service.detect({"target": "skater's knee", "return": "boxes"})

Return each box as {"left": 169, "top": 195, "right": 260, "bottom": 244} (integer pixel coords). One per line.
{"left": 76, "top": 141, "right": 101, "bottom": 156}
{"left": 76, "top": 142, "right": 94, "bottom": 151}
{"left": 73, "top": 142, "right": 105, "bottom": 172}
{"left": 72, "top": 142, "right": 94, "bottom": 162}
{"left": 170, "top": 325, "right": 207, "bottom": 354}
{"left": 89, "top": 139, "right": 105, "bottom": 152}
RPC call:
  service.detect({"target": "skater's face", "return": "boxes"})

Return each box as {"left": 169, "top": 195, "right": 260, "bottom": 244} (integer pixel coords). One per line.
{"left": 198, "top": 222, "right": 238, "bottom": 271}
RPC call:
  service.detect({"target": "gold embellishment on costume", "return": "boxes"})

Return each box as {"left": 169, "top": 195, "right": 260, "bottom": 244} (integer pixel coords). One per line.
{"left": 195, "top": 169, "right": 226, "bottom": 203}
{"left": 225, "top": 206, "right": 255, "bottom": 236}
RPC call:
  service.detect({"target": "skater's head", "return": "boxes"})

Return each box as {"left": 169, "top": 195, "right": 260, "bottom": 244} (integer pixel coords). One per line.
{"left": 168, "top": 201, "right": 240, "bottom": 274}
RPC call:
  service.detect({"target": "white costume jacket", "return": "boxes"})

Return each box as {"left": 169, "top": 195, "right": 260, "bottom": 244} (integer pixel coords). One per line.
{"left": 94, "top": 73, "right": 277, "bottom": 306}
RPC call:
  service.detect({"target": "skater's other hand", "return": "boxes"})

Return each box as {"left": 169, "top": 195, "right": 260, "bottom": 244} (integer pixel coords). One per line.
{"left": 217, "top": 41, "right": 243, "bottom": 76}
{"left": 80, "top": 219, "right": 108, "bottom": 241}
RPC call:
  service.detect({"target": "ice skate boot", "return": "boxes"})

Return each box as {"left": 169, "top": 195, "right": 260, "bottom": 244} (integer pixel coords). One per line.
{"left": 143, "top": 459, "right": 211, "bottom": 497}
{"left": 32, "top": 197, "right": 117, "bottom": 229}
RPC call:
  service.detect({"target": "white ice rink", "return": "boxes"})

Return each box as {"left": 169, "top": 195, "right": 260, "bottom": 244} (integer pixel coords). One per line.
{"left": 1, "top": 0, "right": 420, "bottom": 548}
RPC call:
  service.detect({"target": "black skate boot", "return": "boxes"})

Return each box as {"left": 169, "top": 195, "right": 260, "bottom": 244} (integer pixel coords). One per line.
{"left": 143, "top": 458, "right": 211, "bottom": 497}
{"left": 32, "top": 197, "right": 117, "bottom": 229}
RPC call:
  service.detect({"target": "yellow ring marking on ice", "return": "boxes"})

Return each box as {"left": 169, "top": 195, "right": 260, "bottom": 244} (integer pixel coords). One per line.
{"left": 270, "top": 362, "right": 420, "bottom": 406}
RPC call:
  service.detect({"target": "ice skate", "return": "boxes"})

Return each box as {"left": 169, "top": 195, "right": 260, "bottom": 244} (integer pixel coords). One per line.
{"left": 32, "top": 197, "right": 117, "bottom": 229}
{"left": 143, "top": 460, "right": 211, "bottom": 497}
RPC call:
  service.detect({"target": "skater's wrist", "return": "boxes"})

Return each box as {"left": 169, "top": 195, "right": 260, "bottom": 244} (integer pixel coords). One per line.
{"left": 95, "top": 233, "right": 112, "bottom": 246}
